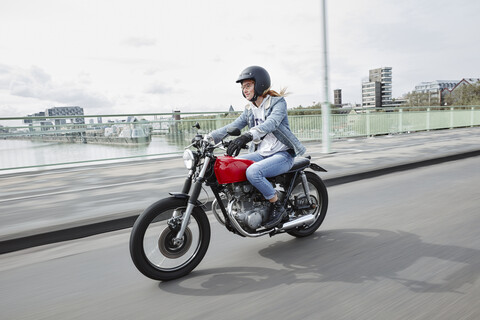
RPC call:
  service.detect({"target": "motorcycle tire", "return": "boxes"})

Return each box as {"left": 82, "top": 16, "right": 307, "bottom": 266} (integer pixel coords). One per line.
{"left": 129, "top": 197, "right": 210, "bottom": 281}
{"left": 287, "top": 171, "right": 328, "bottom": 238}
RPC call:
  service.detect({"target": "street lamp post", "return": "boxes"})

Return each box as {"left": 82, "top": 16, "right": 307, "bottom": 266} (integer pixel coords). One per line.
{"left": 321, "top": 0, "right": 331, "bottom": 153}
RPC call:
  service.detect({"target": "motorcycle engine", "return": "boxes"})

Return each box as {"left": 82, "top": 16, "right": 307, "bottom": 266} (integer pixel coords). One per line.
{"left": 225, "top": 182, "right": 270, "bottom": 231}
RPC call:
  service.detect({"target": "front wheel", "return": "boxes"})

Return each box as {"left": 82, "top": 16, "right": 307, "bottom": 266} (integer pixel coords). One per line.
{"left": 287, "top": 171, "right": 328, "bottom": 238}
{"left": 129, "top": 197, "right": 210, "bottom": 281}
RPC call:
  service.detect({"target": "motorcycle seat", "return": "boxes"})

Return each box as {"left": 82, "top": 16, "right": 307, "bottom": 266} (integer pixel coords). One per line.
{"left": 287, "top": 157, "right": 311, "bottom": 173}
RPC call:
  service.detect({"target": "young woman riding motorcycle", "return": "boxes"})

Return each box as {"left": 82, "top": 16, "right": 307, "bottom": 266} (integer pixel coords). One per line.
{"left": 208, "top": 65, "right": 306, "bottom": 229}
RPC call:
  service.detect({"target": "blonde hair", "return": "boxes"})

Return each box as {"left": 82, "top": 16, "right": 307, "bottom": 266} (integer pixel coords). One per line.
{"left": 262, "top": 87, "right": 289, "bottom": 97}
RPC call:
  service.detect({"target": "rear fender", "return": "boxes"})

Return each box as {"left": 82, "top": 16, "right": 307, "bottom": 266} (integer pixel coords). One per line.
{"left": 309, "top": 163, "right": 327, "bottom": 172}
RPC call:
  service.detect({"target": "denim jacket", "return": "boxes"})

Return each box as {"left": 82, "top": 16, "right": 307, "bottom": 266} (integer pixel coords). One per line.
{"left": 210, "top": 96, "right": 306, "bottom": 156}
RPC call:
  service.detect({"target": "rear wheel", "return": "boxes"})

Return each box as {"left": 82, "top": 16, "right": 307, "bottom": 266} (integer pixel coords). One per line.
{"left": 287, "top": 171, "right": 328, "bottom": 238}
{"left": 129, "top": 197, "right": 210, "bottom": 281}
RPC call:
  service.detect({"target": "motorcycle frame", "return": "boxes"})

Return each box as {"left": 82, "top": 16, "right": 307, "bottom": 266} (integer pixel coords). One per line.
{"left": 173, "top": 147, "right": 317, "bottom": 241}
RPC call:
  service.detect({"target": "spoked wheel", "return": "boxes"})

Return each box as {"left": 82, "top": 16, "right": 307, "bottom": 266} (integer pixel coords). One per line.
{"left": 287, "top": 171, "right": 328, "bottom": 238}
{"left": 129, "top": 197, "right": 210, "bottom": 281}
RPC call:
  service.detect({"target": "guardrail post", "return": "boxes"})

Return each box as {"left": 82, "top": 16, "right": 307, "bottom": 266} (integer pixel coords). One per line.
{"left": 366, "top": 110, "right": 371, "bottom": 137}
{"left": 471, "top": 107, "right": 475, "bottom": 127}
{"left": 427, "top": 108, "right": 431, "bottom": 131}
{"left": 398, "top": 109, "right": 403, "bottom": 133}
{"left": 450, "top": 107, "right": 454, "bottom": 129}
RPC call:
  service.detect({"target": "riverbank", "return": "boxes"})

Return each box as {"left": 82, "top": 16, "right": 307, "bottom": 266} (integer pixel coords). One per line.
{"left": 0, "top": 135, "right": 184, "bottom": 171}
{"left": 4, "top": 134, "right": 152, "bottom": 145}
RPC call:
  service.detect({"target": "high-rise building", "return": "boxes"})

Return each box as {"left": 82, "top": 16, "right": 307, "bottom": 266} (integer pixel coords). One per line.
{"left": 362, "top": 67, "right": 392, "bottom": 107}
{"left": 334, "top": 89, "right": 342, "bottom": 107}
{"left": 46, "top": 106, "right": 85, "bottom": 125}
{"left": 362, "top": 81, "right": 382, "bottom": 107}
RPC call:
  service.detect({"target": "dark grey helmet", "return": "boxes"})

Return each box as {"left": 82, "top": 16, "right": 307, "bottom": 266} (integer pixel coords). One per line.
{"left": 236, "top": 66, "right": 271, "bottom": 101}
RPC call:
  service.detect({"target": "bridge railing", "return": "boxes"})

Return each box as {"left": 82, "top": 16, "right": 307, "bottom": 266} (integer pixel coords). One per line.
{"left": 1, "top": 106, "right": 479, "bottom": 170}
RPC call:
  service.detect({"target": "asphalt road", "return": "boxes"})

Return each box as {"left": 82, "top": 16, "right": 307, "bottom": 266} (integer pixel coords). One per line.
{"left": 1, "top": 156, "right": 479, "bottom": 320}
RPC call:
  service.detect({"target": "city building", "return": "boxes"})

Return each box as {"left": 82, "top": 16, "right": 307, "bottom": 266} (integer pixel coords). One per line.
{"left": 334, "top": 89, "right": 342, "bottom": 107}
{"left": 414, "top": 80, "right": 458, "bottom": 93}
{"left": 413, "top": 80, "right": 459, "bottom": 105}
{"left": 362, "top": 81, "right": 382, "bottom": 107}
{"left": 412, "top": 78, "right": 480, "bottom": 105}
{"left": 24, "top": 106, "right": 84, "bottom": 131}
{"left": 23, "top": 111, "right": 52, "bottom": 131}
{"left": 362, "top": 67, "right": 392, "bottom": 108}
{"left": 46, "top": 106, "right": 85, "bottom": 125}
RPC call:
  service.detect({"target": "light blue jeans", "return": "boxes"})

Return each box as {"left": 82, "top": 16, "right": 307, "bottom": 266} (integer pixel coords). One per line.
{"left": 239, "top": 151, "right": 295, "bottom": 200}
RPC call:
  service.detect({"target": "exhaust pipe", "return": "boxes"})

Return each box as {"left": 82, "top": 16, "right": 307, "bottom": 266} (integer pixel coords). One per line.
{"left": 211, "top": 198, "right": 226, "bottom": 226}
{"left": 280, "top": 214, "right": 316, "bottom": 231}
{"left": 220, "top": 203, "right": 317, "bottom": 237}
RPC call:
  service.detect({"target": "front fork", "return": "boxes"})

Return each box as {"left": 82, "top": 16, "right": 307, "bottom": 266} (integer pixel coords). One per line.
{"left": 172, "top": 157, "right": 211, "bottom": 246}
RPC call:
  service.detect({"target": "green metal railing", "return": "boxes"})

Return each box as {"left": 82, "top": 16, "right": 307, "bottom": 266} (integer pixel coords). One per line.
{"left": 1, "top": 106, "right": 479, "bottom": 171}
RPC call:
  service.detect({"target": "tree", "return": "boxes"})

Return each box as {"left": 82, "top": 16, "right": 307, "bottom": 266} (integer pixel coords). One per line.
{"left": 404, "top": 91, "right": 440, "bottom": 107}
{"left": 444, "top": 81, "right": 480, "bottom": 106}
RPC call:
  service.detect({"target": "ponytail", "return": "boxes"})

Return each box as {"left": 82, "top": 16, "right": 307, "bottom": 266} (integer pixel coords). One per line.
{"left": 262, "top": 87, "right": 289, "bottom": 98}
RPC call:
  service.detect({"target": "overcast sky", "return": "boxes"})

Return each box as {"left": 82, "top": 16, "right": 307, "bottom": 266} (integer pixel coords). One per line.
{"left": 1, "top": 0, "right": 479, "bottom": 118}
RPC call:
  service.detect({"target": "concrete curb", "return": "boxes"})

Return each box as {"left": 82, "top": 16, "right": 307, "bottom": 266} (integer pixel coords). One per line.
{"left": 1, "top": 149, "right": 480, "bottom": 254}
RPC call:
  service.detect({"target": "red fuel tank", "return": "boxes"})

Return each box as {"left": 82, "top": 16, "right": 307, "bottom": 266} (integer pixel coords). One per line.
{"left": 214, "top": 156, "right": 254, "bottom": 184}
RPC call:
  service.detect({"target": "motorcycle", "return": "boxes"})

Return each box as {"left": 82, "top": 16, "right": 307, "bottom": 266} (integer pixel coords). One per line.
{"left": 129, "top": 124, "right": 328, "bottom": 281}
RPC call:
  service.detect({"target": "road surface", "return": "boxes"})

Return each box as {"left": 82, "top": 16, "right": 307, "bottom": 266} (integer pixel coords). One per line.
{"left": 1, "top": 156, "right": 479, "bottom": 319}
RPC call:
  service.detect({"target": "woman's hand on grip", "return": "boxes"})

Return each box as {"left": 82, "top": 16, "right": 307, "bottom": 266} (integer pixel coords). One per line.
{"left": 226, "top": 132, "right": 252, "bottom": 157}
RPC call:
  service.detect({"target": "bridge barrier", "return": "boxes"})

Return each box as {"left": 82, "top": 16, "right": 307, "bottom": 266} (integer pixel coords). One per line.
{"left": 1, "top": 106, "right": 479, "bottom": 170}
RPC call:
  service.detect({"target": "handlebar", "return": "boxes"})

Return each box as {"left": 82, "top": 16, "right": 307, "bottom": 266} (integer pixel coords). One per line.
{"left": 185, "top": 133, "right": 248, "bottom": 154}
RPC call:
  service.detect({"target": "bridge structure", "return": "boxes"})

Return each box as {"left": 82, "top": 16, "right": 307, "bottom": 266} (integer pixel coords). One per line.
{"left": 1, "top": 105, "right": 480, "bottom": 171}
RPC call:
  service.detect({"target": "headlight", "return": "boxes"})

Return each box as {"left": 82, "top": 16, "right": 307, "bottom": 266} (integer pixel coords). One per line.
{"left": 183, "top": 149, "right": 196, "bottom": 170}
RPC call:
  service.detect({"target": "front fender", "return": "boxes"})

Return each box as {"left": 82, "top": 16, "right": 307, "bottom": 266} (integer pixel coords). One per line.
{"left": 169, "top": 192, "right": 206, "bottom": 208}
